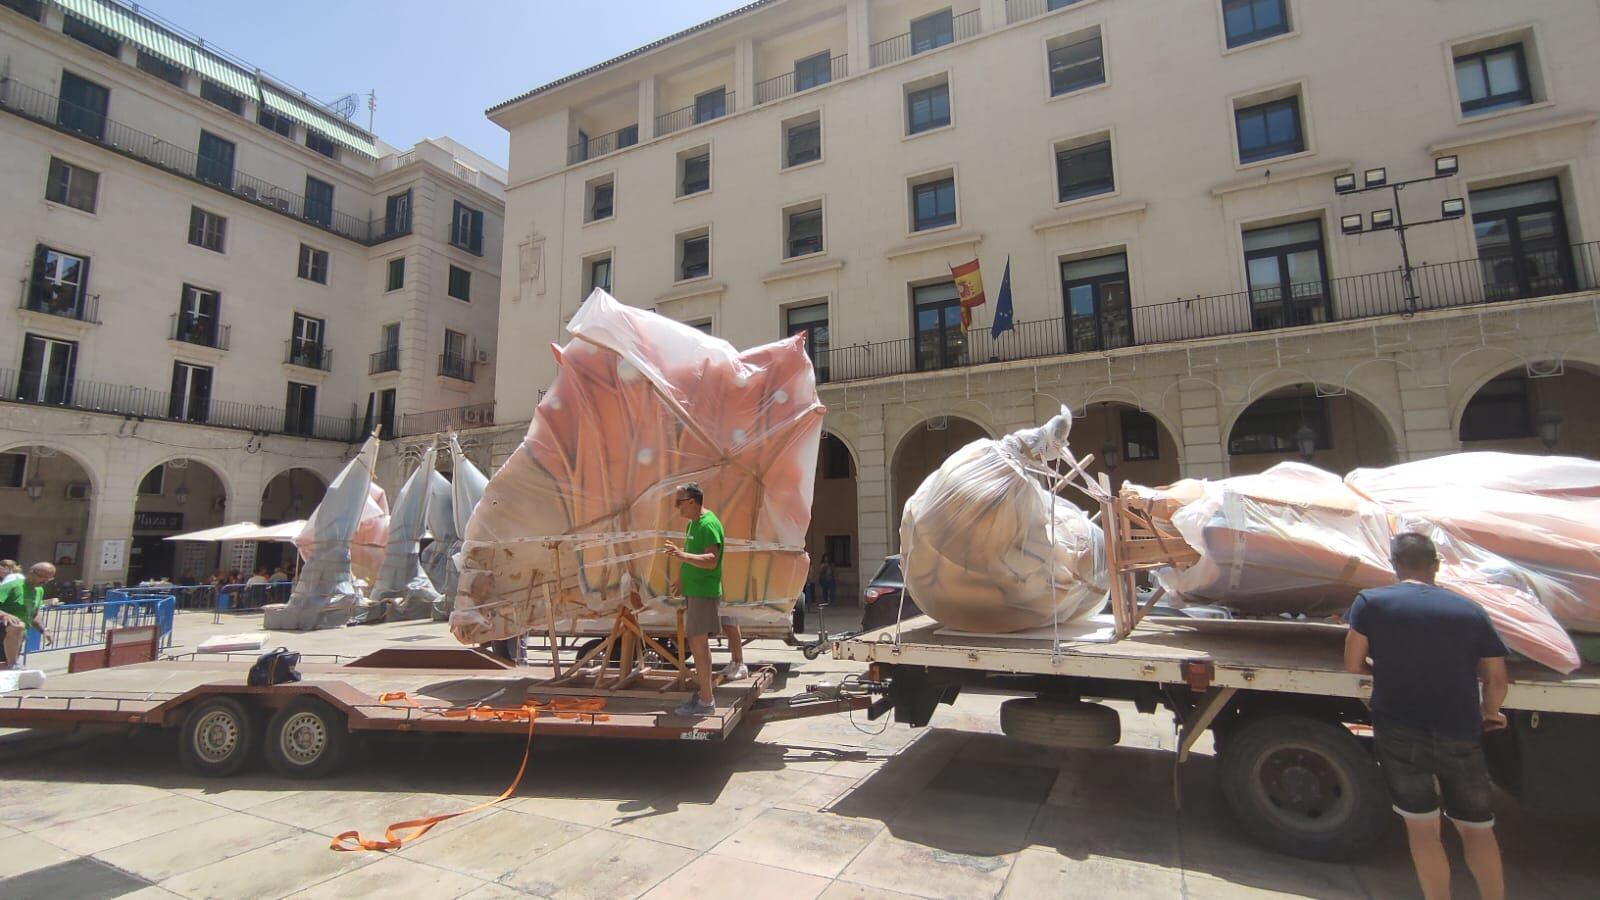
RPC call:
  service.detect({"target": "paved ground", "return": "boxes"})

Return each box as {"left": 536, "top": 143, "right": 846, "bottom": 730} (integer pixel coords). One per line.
{"left": 1, "top": 610, "right": 1595, "bottom": 898}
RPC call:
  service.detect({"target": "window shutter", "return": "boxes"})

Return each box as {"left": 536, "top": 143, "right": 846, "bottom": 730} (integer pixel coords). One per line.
{"left": 30, "top": 245, "right": 47, "bottom": 306}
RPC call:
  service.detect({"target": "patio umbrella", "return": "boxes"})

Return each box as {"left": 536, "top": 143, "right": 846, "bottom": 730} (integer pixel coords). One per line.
{"left": 224, "top": 520, "right": 308, "bottom": 542}
{"left": 265, "top": 436, "right": 381, "bottom": 630}
{"left": 164, "top": 522, "right": 263, "bottom": 542}
{"left": 450, "top": 289, "right": 823, "bottom": 644}
{"left": 364, "top": 440, "right": 441, "bottom": 622}
{"left": 430, "top": 434, "right": 487, "bottom": 620}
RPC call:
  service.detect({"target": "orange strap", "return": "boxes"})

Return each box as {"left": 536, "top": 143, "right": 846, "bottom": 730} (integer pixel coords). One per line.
{"left": 329, "top": 694, "right": 607, "bottom": 852}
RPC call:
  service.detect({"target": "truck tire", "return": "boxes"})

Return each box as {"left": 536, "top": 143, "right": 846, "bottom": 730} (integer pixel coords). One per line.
{"left": 1219, "top": 714, "right": 1388, "bottom": 861}
{"left": 264, "top": 698, "right": 349, "bottom": 779}
{"left": 179, "top": 696, "right": 259, "bottom": 777}
{"left": 1000, "top": 698, "right": 1120, "bottom": 749}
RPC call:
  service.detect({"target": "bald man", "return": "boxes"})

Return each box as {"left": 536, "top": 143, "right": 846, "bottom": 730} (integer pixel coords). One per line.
{"left": 1, "top": 562, "right": 54, "bottom": 668}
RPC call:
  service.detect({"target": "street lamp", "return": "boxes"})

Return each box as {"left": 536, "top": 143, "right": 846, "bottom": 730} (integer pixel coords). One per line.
{"left": 1100, "top": 440, "right": 1122, "bottom": 472}
{"left": 174, "top": 484, "right": 190, "bottom": 506}
{"left": 1295, "top": 425, "right": 1318, "bottom": 461}
{"left": 1333, "top": 156, "right": 1462, "bottom": 313}
{"left": 25, "top": 476, "right": 45, "bottom": 502}
{"left": 1536, "top": 410, "right": 1563, "bottom": 451}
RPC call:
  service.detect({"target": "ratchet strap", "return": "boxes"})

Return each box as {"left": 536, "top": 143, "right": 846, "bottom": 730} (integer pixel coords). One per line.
{"left": 329, "top": 694, "right": 608, "bottom": 852}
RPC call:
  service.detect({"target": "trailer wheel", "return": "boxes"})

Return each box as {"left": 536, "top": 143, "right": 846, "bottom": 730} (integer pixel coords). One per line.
{"left": 1000, "top": 698, "right": 1120, "bottom": 749}
{"left": 180, "top": 696, "right": 259, "bottom": 777}
{"left": 264, "top": 698, "right": 349, "bottom": 779}
{"left": 1219, "top": 714, "right": 1388, "bottom": 861}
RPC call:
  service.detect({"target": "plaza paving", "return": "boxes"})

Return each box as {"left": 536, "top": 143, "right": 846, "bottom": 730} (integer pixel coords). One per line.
{"left": 1, "top": 611, "right": 1595, "bottom": 898}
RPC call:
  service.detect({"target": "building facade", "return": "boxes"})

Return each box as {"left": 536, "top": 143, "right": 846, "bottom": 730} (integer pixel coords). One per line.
{"left": 471, "top": 0, "right": 1600, "bottom": 601}
{"left": 0, "top": 0, "right": 504, "bottom": 585}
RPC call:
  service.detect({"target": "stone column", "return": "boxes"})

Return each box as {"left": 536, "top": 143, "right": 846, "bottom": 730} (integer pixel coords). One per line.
{"left": 1179, "top": 385, "right": 1228, "bottom": 478}
{"left": 734, "top": 39, "right": 756, "bottom": 113}
{"left": 853, "top": 406, "right": 892, "bottom": 581}
{"left": 846, "top": 0, "right": 871, "bottom": 76}
{"left": 1397, "top": 370, "right": 1459, "bottom": 461}
{"left": 637, "top": 76, "right": 658, "bottom": 142}
{"left": 979, "top": 0, "right": 1008, "bottom": 33}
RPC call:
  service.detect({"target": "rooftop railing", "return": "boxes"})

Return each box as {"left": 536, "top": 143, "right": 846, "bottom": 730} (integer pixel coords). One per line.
{"left": 870, "top": 10, "right": 981, "bottom": 68}
{"left": 754, "top": 55, "right": 849, "bottom": 105}
{"left": 1005, "top": 0, "right": 1085, "bottom": 26}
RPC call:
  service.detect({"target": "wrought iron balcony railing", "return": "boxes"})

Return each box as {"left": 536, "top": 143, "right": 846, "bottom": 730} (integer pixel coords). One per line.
{"left": 656, "top": 92, "right": 736, "bottom": 137}
{"left": 870, "top": 10, "right": 981, "bottom": 68}
{"left": 568, "top": 123, "right": 640, "bottom": 165}
{"left": 169, "top": 313, "right": 230, "bottom": 350}
{"left": 284, "top": 339, "right": 332, "bottom": 371}
{"left": 754, "top": 55, "right": 849, "bottom": 105}
{"left": 401, "top": 402, "right": 494, "bottom": 436}
{"left": 369, "top": 347, "right": 400, "bottom": 374}
{"left": 438, "top": 352, "right": 474, "bottom": 382}
{"left": 19, "top": 286, "right": 99, "bottom": 323}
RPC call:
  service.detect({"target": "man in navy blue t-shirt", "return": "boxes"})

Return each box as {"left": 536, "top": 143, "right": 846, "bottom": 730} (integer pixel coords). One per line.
{"left": 1345, "top": 532, "right": 1508, "bottom": 900}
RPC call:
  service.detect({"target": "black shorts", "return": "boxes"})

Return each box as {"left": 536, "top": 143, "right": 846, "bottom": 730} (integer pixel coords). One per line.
{"left": 1372, "top": 724, "right": 1495, "bottom": 827}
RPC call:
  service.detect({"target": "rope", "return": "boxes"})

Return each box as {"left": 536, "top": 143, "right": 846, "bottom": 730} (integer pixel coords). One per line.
{"left": 329, "top": 693, "right": 607, "bottom": 852}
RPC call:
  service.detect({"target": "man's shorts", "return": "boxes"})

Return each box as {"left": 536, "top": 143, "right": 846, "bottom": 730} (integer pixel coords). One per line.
{"left": 1372, "top": 724, "right": 1496, "bottom": 827}
{"left": 684, "top": 595, "right": 721, "bottom": 637}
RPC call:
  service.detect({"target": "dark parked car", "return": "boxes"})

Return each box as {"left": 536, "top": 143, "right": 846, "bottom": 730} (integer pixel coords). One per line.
{"left": 861, "top": 554, "right": 922, "bottom": 630}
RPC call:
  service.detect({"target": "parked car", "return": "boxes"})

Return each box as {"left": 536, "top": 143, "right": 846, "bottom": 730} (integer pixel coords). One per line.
{"left": 861, "top": 555, "right": 922, "bottom": 630}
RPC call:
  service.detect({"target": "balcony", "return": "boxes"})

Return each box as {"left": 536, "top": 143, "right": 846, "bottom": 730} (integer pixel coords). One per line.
{"left": 815, "top": 241, "right": 1600, "bottom": 384}
{"left": 284, "top": 339, "right": 332, "bottom": 371}
{"left": 655, "top": 92, "right": 736, "bottom": 137}
{"left": 870, "top": 10, "right": 981, "bottom": 68}
{"left": 568, "top": 123, "right": 639, "bottom": 165}
{"left": 0, "top": 368, "right": 361, "bottom": 442}
{"left": 0, "top": 77, "right": 400, "bottom": 246}
{"left": 169, "top": 313, "right": 230, "bottom": 350}
{"left": 369, "top": 347, "right": 400, "bottom": 374}
{"left": 754, "top": 55, "right": 849, "bottom": 105}
{"left": 438, "top": 352, "right": 474, "bottom": 382}
{"left": 402, "top": 402, "right": 494, "bottom": 436}
{"left": 1006, "top": 0, "right": 1084, "bottom": 26}
{"left": 19, "top": 286, "right": 99, "bottom": 324}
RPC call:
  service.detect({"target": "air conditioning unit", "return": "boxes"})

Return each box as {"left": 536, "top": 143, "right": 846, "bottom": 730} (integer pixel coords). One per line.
{"left": 461, "top": 407, "right": 484, "bottom": 424}
{"left": 474, "top": 349, "right": 490, "bottom": 364}
{"left": 239, "top": 185, "right": 260, "bottom": 201}
{"left": 274, "top": 198, "right": 292, "bottom": 213}
{"left": 65, "top": 482, "right": 91, "bottom": 501}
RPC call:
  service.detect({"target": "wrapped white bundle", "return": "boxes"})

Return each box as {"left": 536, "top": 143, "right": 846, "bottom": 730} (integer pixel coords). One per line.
{"left": 899, "top": 408, "right": 1107, "bottom": 633}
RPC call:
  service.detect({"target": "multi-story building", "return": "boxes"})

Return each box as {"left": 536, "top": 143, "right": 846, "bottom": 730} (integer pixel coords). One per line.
{"left": 0, "top": 0, "right": 504, "bottom": 585}
{"left": 474, "top": 0, "right": 1600, "bottom": 601}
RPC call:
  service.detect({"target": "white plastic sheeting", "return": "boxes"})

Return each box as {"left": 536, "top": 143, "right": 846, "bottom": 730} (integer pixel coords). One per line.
{"left": 899, "top": 407, "right": 1107, "bottom": 634}
{"left": 432, "top": 435, "right": 487, "bottom": 620}
{"left": 450, "top": 289, "right": 823, "bottom": 645}
{"left": 369, "top": 441, "right": 441, "bottom": 621}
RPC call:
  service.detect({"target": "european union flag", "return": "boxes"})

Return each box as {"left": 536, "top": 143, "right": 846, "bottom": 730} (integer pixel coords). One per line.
{"left": 991, "top": 256, "right": 1015, "bottom": 339}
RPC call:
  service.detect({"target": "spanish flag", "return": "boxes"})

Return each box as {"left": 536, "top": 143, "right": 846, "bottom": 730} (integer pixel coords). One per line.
{"left": 951, "top": 258, "right": 986, "bottom": 332}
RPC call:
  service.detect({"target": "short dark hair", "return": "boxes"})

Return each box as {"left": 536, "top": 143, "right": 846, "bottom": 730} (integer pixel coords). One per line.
{"left": 1390, "top": 532, "right": 1438, "bottom": 570}
{"left": 677, "top": 482, "right": 704, "bottom": 505}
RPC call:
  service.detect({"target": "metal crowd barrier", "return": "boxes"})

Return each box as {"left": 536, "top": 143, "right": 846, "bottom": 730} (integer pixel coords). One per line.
{"left": 213, "top": 582, "right": 293, "bottom": 623}
{"left": 20, "top": 595, "right": 176, "bottom": 661}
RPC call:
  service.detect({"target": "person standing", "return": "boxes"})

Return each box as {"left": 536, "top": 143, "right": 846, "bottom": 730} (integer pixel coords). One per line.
{"left": 664, "top": 483, "right": 748, "bottom": 717}
{"left": 817, "top": 554, "right": 836, "bottom": 607}
{"left": 1344, "top": 532, "right": 1508, "bottom": 900}
{"left": 1, "top": 562, "right": 56, "bottom": 668}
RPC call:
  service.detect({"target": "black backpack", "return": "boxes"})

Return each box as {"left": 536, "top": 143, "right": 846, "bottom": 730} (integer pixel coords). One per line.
{"left": 248, "top": 647, "right": 302, "bottom": 686}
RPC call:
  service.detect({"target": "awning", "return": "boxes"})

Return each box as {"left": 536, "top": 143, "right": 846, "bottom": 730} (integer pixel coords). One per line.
{"left": 235, "top": 520, "right": 308, "bottom": 542}
{"left": 193, "top": 51, "right": 260, "bottom": 102}
{"left": 54, "top": 0, "right": 192, "bottom": 68}
{"left": 165, "top": 522, "right": 264, "bottom": 542}
{"left": 260, "top": 84, "right": 378, "bottom": 158}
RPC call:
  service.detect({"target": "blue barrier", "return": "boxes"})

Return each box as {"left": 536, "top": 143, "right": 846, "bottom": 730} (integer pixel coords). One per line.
{"left": 22, "top": 595, "right": 175, "bottom": 659}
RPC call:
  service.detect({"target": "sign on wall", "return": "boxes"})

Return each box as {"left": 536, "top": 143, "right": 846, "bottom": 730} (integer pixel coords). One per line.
{"left": 133, "top": 511, "right": 184, "bottom": 532}
{"left": 100, "top": 538, "right": 127, "bottom": 571}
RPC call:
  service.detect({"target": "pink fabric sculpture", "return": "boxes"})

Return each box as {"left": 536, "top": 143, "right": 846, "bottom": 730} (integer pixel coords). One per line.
{"left": 450, "top": 289, "right": 824, "bottom": 645}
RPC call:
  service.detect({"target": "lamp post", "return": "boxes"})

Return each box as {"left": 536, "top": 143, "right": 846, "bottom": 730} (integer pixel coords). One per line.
{"left": 1334, "top": 155, "right": 1463, "bottom": 314}
{"left": 1536, "top": 409, "right": 1563, "bottom": 452}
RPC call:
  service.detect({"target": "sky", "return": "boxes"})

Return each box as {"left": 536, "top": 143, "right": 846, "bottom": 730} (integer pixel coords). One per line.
{"left": 140, "top": 0, "right": 755, "bottom": 167}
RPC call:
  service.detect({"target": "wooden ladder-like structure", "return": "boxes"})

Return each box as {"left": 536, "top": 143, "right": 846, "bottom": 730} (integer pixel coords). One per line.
{"left": 1090, "top": 474, "right": 1203, "bottom": 640}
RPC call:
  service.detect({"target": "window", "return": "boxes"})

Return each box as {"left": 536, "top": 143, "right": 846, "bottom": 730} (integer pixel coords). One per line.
{"left": 137, "top": 50, "right": 185, "bottom": 88}
{"left": 785, "top": 116, "right": 822, "bottom": 168}
{"left": 385, "top": 257, "right": 405, "bottom": 292}
{"left": 825, "top": 534, "right": 853, "bottom": 569}
{"left": 46, "top": 157, "right": 98, "bottom": 212}
{"left": 680, "top": 149, "right": 711, "bottom": 196}
{"left": 588, "top": 178, "right": 614, "bottom": 221}
{"left": 197, "top": 131, "right": 235, "bottom": 190}
{"left": 910, "top": 9, "right": 954, "bottom": 54}
{"left": 0, "top": 452, "right": 26, "bottom": 489}
{"left": 1222, "top": 0, "right": 1290, "bottom": 48}
{"left": 694, "top": 87, "right": 728, "bottom": 124}
{"left": 1121, "top": 410, "right": 1160, "bottom": 461}
{"left": 1243, "top": 219, "right": 1329, "bottom": 329}
{"left": 1056, "top": 137, "right": 1114, "bottom": 202}
{"left": 304, "top": 176, "right": 334, "bottom": 227}
{"left": 448, "top": 265, "right": 471, "bottom": 301}
{"left": 371, "top": 389, "right": 397, "bottom": 439}
{"left": 63, "top": 15, "right": 119, "bottom": 57}
{"left": 441, "top": 329, "right": 471, "bottom": 380}
{"left": 284, "top": 382, "right": 317, "bottom": 435}
{"left": 617, "top": 124, "right": 639, "bottom": 148}
{"left": 795, "top": 51, "right": 833, "bottom": 91}
{"left": 678, "top": 232, "right": 710, "bottom": 281}
{"left": 586, "top": 255, "right": 613, "bottom": 295}
{"left": 1235, "top": 94, "right": 1304, "bottom": 163}
{"left": 1, "top": 0, "right": 43, "bottom": 22}
{"left": 1229, "top": 394, "right": 1330, "bottom": 455}
{"left": 18, "top": 334, "right": 77, "bottom": 405}
{"left": 57, "top": 71, "right": 109, "bottom": 141}
{"left": 912, "top": 281, "right": 967, "bottom": 371}
{"left": 1061, "top": 252, "right": 1133, "bottom": 353}
{"left": 188, "top": 207, "right": 227, "bottom": 253}
{"left": 28, "top": 245, "right": 90, "bottom": 318}
{"left": 305, "top": 130, "right": 338, "bottom": 159}
{"left": 785, "top": 203, "right": 824, "bottom": 258}
{"left": 910, "top": 176, "right": 957, "bottom": 231}
{"left": 1048, "top": 31, "right": 1105, "bottom": 96}
{"left": 1455, "top": 44, "right": 1533, "bottom": 116}
{"left": 373, "top": 323, "right": 400, "bottom": 374}
{"left": 1470, "top": 178, "right": 1574, "bottom": 301}
{"left": 169, "top": 362, "right": 213, "bottom": 423}
{"left": 258, "top": 106, "right": 294, "bottom": 137}
{"left": 451, "top": 202, "right": 485, "bottom": 254}
{"left": 176, "top": 284, "right": 221, "bottom": 347}
{"left": 906, "top": 80, "right": 951, "bottom": 135}
{"left": 384, "top": 190, "right": 412, "bottom": 236}
{"left": 786, "top": 302, "right": 830, "bottom": 383}
{"left": 1460, "top": 376, "right": 1535, "bottom": 441}
{"left": 382, "top": 322, "right": 401, "bottom": 353}
{"left": 138, "top": 466, "right": 164, "bottom": 495}
{"left": 297, "top": 244, "right": 328, "bottom": 283}
{"left": 289, "top": 314, "right": 325, "bottom": 369}
{"left": 686, "top": 318, "right": 715, "bottom": 335}
{"left": 200, "top": 80, "right": 243, "bottom": 115}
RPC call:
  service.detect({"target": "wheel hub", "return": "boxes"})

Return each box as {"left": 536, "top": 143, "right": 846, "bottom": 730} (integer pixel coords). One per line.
{"left": 194, "top": 709, "right": 240, "bottom": 763}
{"left": 280, "top": 711, "right": 327, "bottom": 765}
{"left": 1259, "top": 748, "right": 1343, "bottom": 818}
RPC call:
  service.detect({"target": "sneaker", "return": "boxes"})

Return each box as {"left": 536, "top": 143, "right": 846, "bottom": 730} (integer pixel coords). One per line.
{"left": 673, "top": 697, "right": 716, "bottom": 717}
{"left": 722, "top": 662, "right": 750, "bottom": 681}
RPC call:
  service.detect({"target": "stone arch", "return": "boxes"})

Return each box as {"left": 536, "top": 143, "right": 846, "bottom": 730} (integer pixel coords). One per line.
{"left": 806, "top": 429, "right": 863, "bottom": 603}
{"left": 136, "top": 452, "right": 236, "bottom": 510}
{"left": 130, "top": 458, "right": 230, "bottom": 584}
{"left": 1453, "top": 359, "right": 1600, "bottom": 459}
{"left": 0, "top": 442, "right": 97, "bottom": 582}
{"left": 1225, "top": 381, "right": 1401, "bottom": 476}
{"left": 888, "top": 415, "right": 992, "bottom": 551}
{"left": 1068, "top": 401, "right": 1185, "bottom": 513}
{"left": 0, "top": 441, "right": 101, "bottom": 497}
{"left": 260, "top": 467, "right": 328, "bottom": 523}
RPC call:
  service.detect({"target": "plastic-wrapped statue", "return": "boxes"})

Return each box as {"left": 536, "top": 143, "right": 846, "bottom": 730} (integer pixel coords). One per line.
{"left": 899, "top": 406, "right": 1108, "bottom": 633}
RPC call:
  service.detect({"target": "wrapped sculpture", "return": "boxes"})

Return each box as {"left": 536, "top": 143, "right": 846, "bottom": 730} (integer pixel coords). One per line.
{"left": 431, "top": 435, "right": 487, "bottom": 621}
{"left": 450, "top": 289, "right": 824, "bottom": 644}
{"left": 899, "top": 407, "right": 1107, "bottom": 633}
{"left": 365, "top": 440, "right": 442, "bottom": 622}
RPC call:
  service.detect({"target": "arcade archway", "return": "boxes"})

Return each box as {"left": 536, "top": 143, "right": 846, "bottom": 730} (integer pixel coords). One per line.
{"left": 1067, "top": 403, "right": 1182, "bottom": 515}
{"left": 890, "top": 416, "right": 989, "bottom": 550}
{"left": 804, "top": 432, "right": 860, "bottom": 604}
{"left": 1227, "top": 384, "right": 1398, "bottom": 476}
{"left": 130, "top": 459, "right": 228, "bottom": 584}
{"left": 1457, "top": 366, "right": 1600, "bottom": 459}
{"left": 0, "top": 444, "right": 93, "bottom": 585}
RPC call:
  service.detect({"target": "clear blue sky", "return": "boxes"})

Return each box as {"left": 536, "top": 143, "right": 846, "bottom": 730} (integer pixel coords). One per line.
{"left": 141, "top": 0, "right": 754, "bottom": 167}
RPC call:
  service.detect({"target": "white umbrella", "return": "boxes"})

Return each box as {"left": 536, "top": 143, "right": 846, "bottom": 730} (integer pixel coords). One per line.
{"left": 233, "top": 520, "right": 309, "bottom": 542}
{"left": 164, "top": 522, "right": 262, "bottom": 542}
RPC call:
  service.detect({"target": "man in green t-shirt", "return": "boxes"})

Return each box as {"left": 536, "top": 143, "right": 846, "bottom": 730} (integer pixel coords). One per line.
{"left": 664, "top": 483, "right": 748, "bottom": 717}
{"left": 1, "top": 562, "right": 55, "bottom": 668}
